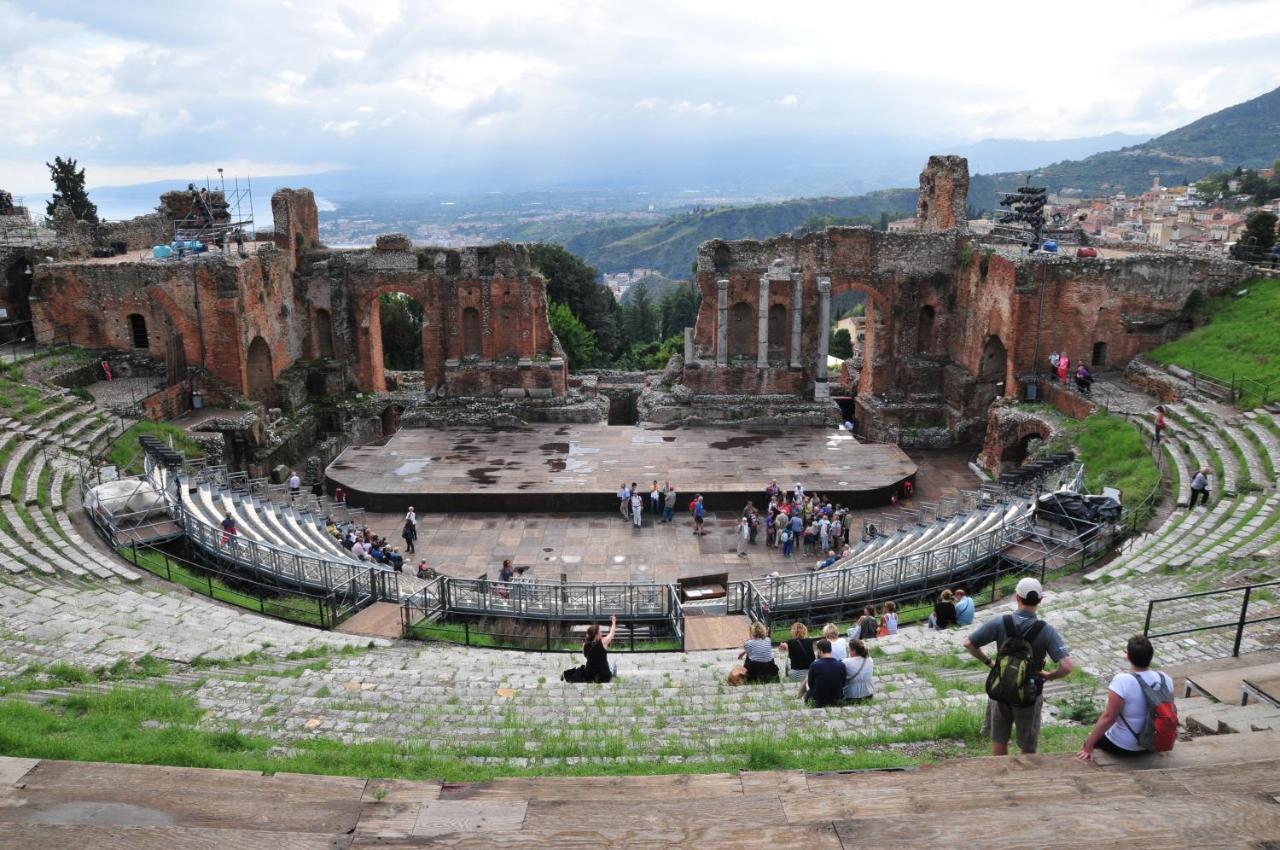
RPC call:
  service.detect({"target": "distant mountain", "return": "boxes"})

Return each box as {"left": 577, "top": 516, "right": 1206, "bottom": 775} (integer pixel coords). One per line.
{"left": 564, "top": 190, "right": 917, "bottom": 278}
{"left": 620, "top": 273, "right": 684, "bottom": 305}
{"left": 977, "top": 86, "right": 1280, "bottom": 205}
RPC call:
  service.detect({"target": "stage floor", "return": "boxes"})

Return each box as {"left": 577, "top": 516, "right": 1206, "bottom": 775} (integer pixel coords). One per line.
{"left": 326, "top": 424, "right": 917, "bottom": 513}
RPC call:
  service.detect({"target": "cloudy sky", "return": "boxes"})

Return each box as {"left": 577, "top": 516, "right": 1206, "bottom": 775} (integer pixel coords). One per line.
{"left": 1, "top": 0, "right": 1278, "bottom": 195}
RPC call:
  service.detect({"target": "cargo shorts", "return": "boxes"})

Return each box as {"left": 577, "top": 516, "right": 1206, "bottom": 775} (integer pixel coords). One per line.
{"left": 983, "top": 695, "right": 1043, "bottom": 753}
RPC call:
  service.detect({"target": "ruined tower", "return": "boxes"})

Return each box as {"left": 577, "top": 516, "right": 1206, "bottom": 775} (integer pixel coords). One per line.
{"left": 916, "top": 155, "right": 970, "bottom": 233}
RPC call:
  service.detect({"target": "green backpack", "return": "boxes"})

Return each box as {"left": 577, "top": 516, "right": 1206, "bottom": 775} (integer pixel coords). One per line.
{"left": 985, "top": 614, "right": 1048, "bottom": 706}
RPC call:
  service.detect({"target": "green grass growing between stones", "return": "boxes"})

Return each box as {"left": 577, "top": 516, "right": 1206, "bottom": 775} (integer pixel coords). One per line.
{"left": 0, "top": 684, "right": 1085, "bottom": 782}
{"left": 119, "top": 545, "right": 328, "bottom": 628}
{"left": 0, "top": 377, "right": 49, "bottom": 416}
{"left": 1149, "top": 278, "right": 1280, "bottom": 410}
{"left": 105, "top": 421, "right": 205, "bottom": 475}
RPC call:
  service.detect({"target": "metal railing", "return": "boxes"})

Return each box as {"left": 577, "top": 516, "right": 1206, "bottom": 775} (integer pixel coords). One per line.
{"left": 401, "top": 577, "right": 686, "bottom": 652}
{"left": 1143, "top": 578, "right": 1280, "bottom": 657}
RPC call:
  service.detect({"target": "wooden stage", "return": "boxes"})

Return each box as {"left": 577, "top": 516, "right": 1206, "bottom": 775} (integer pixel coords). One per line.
{"left": 4, "top": 733, "right": 1280, "bottom": 848}
{"left": 326, "top": 425, "right": 917, "bottom": 513}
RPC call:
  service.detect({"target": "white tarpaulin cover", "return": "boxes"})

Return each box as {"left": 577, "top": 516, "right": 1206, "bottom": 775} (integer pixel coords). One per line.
{"left": 85, "top": 479, "right": 167, "bottom": 521}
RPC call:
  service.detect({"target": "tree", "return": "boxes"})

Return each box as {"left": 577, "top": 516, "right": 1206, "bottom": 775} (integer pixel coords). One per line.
{"left": 548, "top": 302, "right": 596, "bottom": 371}
{"left": 529, "top": 244, "right": 623, "bottom": 359}
{"left": 658, "top": 282, "right": 701, "bottom": 339}
{"left": 829, "top": 328, "right": 853, "bottom": 360}
{"left": 378, "top": 293, "right": 423, "bottom": 370}
{"left": 1231, "top": 211, "right": 1278, "bottom": 263}
{"left": 45, "top": 156, "right": 98, "bottom": 223}
{"left": 622, "top": 282, "right": 658, "bottom": 347}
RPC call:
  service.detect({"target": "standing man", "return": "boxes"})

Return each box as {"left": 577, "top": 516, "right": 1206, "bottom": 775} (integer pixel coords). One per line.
{"left": 953, "top": 588, "right": 975, "bottom": 626}
{"left": 630, "top": 487, "right": 644, "bottom": 529}
{"left": 1153, "top": 405, "right": 1165, "bottom": 446}
{"left": 402, "top": 514, "right": 418, "bottom": 555}
{"left": 693, "top": 495, "right": 706, "bottom": 536}
{"left": 662, "top": 484, "right": 676, "bottom": 524}
{"left": 963, "top": 577, "right": 1074, "bottom": 756}
{"left": 288, "top": 470, "right": 301, "bottom": 499}
{"left": 736, "top": 516, "right": 750, "bottom": 558}
{"left": 618, "top": 482, "right": 631, "bottom": 521}
{"left": 1188, "top": 467, "right": 1210, "bottom": 508}
{"left": 650, "top": 480, "right": 661, "bottom": 516}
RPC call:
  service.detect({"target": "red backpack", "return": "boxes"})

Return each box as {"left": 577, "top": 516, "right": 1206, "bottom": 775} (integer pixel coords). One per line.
{"left": 1120, "top": 671, "right": 1178, "bottom": 752}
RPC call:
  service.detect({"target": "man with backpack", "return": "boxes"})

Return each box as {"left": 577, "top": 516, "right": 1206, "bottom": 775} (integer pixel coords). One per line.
{"left": 963, "top": 577, "right": 1075, "bottom": 755}
{"left": 1077, "top": 634, "right": 1177, "bottom": 760}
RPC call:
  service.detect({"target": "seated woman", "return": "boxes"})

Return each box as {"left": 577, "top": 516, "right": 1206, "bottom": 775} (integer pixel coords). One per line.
{"left": 778, "top": 621, "right": 814, "bottom": 684}
{"left": 879, "top": 600, "right": 898, "bottom": 635}
{"left": 929, "top": 589, "right": 957, "bottom": 630}
{"left": 738, "top": 622, "right": 780, "bottom": 683}
{"left": 562, "top": 615, "right": 617, "bottom": 683}
{"left": 841, "top": 639, "right": 875, "bottom": 702}
{"left": 1078, "top": 635, "right": 1175, "bottom": 760}
{"left": 848, "top": 606, "right": 878, "bottom": 641}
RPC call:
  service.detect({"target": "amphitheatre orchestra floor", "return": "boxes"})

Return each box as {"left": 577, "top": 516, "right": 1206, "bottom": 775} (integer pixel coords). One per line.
{"left": 327, "top": 424, "right": 918, "bottom": 513}
{"left": 362, "top": 450, "right": 975, "bottom": 584}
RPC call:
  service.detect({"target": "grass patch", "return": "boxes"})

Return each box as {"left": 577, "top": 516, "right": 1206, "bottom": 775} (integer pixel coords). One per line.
{"left": 0, "top": 377, "right": 50, "bottom": 416}
{"left": 0, "top": 655, "right": 170, "bottom": 697}
{"left": 407, "top": 620, "right": 682, "bottom": 653}
{"left": 119, "top": 545, "right": 327, "bottom": 627}
{"left": 1149, "top": 278, "right": 1280, "bottom": 409}
{"left": 0, "top": 685, "right": 1086, "bottom": 782}
{"left": 105, "top": 422, "right": 205, "bottom": 476}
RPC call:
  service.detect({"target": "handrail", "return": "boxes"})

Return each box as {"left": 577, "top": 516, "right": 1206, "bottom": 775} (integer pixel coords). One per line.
{"left": 1143, "top": 577, "right": 1280, "bottom": 657}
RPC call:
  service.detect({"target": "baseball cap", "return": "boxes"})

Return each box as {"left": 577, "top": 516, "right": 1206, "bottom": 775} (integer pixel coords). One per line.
{"left": 1015, "top": 577, "right": 1043, "bottom": 604}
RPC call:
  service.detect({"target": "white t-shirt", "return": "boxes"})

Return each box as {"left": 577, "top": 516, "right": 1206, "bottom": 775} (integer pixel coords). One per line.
{"left": 1105, "top": 670, "right": 1173, "bottom": 751}
{"left": 829, "top": 636, "right": 848, "bottom": 661}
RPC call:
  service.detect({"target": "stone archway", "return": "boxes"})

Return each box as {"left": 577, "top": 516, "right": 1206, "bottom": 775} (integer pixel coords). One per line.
{"left": 1, "top": 255, "right": 34, "bottom": 343}
{"left": 979, "top": 334, "right": 1007, "bottom": 382}
{"left": 767, "top": 303, "right": 788, "bottom": 363}
{"left": 461, "top": 307, "right": 483, "bottom": 358}
{"left": 245, "top": 336, "right": 276, "bottom": 407}
{"left": 917, "top": 304, "right": 936, "bottom": 354}
{"left": 314, "top": 308, "right": 334, "bottom": 358}
{"left": 727, "top": 301, "right": 753, "bottom": 359}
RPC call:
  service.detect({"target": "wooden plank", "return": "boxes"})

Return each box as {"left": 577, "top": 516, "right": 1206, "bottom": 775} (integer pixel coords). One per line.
{"left": 412, "top": 799, "right": 527, "bottom": 838}
{"left": 335, "top": 602, "right": 403, "bottom": 639}
{"left": 1185, "top": 661, "right": 1280, "bottom": 704}
{"left": 683, "top": 615, "right": 752, "bottom": 651}
{"left": 1, "top": 761, "right": 364, "bottom": 834}
{"left": 359, "top": 821, "right": 844, "bottom": 849}
{"left": 442, "top": 771, "right": 744, "bottom": 801}
{"left": 360, "top": 778, "right": 442, "bottom": 804}
{"left": 1163, "top": 650, "right": 1280, "bottom": 698}
{"left": 1243, "top": 674, "right": 1280, "bottom": 706}
{"left": 740, "top": 769, "right": 808, "bottom": 797}
{"left": 352, "top": 802, "right": 423, "bottom": 843}
{"left": 0, "top": 823, "right": 344, "bottom": 850}
{"left": 833, "top": 792, "right": 1280, "bottom": 848}
{"left": 0, "top": 757, "right": 39, "bottom": 786}
{"left": 520, "top": 794, "right": 784, "bottom": 837}
{"left": 1093, "top": 728, "right": 1280, "bottom": 771}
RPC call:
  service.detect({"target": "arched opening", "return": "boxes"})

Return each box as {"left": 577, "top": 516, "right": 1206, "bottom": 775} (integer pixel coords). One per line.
{"left": 496, "top": 305, "right": 519, "bottom": 358}
{"left": 979, "top": 334, "right": 1007, "bottom": 382}
{"left": 314, "top": 308, "right": 334, "bottom": 358}
{"left": 1000, "top": 432, "right": 1041, "bottom": 471}
{"left": 767, "top": 303, "right": 788, "bottom": 363}
{"left": 917, "top": 305, "right": 936, "bottom": 354}
{"left": 1091, "top": 340, "right": 1108, "bottom": 368}
{"left": 245, "top": 336, "right": 275, "bottom": 407}
{"left": 379, "top": 293, "right": 424, "bottom": 371}
{"left": 381, "top": 404, "right": 404, "bottom": 436}
{"left": 727, "top": 301, "right": 753, "bottom": 359}
{"left": 461, "top": 307, "right": 483, "bottom": 358}
{"left": 0, "top": 256, "right": 34, "bottom": 344}
{"left": 127, "top": 313, "right": 149, "bottom": 349}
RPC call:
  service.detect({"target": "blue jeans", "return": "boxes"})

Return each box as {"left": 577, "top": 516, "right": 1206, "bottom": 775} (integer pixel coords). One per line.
{"left": 662, "top": 506, "right": 673, "bottom": 522}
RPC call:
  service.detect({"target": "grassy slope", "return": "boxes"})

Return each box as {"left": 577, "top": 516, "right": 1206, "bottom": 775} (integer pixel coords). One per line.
{"left": 106, "top": 421, "right": 206, "bottom": 475}
{"left": 1149, "top": 278, "right": 1280, "bottom": 409}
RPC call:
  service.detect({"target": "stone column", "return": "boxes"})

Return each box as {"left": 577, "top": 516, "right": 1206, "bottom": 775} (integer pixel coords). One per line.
{"left": 715, "top": 279, "right": 729, "bottom": 366}
{"left": 790, "top": 272, "right": 803, "bottom": 368}
{"left": 683, "top": 326, "right": 694, "bottom": 364}
{"left": 756, "top": 275, "right": 770, "bottom": 368}
{"left": 815, "top": 276, "right": 832, "bottom": 400}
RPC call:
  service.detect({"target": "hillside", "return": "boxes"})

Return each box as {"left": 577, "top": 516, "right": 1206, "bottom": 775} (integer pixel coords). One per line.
{"left": 565, "top": 189, "right": 917, "bottom": 278}
{"left": 978, "top": 85, "right": 1280, "bottom": 205}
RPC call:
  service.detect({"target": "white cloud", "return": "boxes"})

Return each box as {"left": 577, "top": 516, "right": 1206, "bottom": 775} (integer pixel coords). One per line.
{"left": 0, "top": 0, "right": 1277, "bottom": 188}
